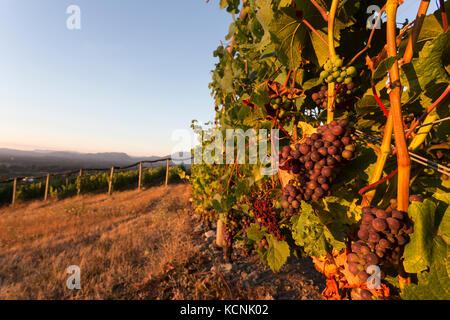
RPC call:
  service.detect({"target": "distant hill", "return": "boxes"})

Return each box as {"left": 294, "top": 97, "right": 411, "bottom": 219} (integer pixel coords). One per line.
{"left": 0, "top": 148, "right": 167, "bottom": 178}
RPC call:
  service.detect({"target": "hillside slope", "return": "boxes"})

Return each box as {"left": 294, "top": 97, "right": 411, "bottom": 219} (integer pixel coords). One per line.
{"left": 0, "top": 184, "right": 324, "bottom": 300}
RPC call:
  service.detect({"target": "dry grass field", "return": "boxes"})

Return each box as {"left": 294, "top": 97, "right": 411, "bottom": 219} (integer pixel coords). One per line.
{"left": 0, "top": 184, "right": 195, "bottom": 299}
{"left": 0, "top": 183, "right": 325, "bottom": 300}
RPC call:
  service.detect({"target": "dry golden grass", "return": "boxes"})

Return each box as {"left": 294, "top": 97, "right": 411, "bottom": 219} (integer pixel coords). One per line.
{"left": 0, "top": 183, "right": 195, "bottom": 299}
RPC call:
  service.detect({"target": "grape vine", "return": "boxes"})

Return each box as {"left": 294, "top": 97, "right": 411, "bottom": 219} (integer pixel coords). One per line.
{"left": 190, "top": 0, "right": 450, "bottom": 300}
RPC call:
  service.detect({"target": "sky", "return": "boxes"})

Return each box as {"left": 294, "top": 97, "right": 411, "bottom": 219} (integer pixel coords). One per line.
{"left": 0, "top": 1, "right": 439, "bottom": 157}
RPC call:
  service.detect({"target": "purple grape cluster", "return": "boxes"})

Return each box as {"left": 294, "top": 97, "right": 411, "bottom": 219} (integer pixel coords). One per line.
{"left": 347, "top": 207, "right": 414, "bottom": 299}
{"left": 312, "top": 83, "right": 356, "bottom": 111}
{"left": 279, "top": 119, "right": 355, "bottom": 211}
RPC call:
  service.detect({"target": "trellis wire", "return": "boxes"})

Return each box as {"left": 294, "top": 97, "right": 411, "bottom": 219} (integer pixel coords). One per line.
{"left": 354, "top": 130, "right": 449, "bottom": 177}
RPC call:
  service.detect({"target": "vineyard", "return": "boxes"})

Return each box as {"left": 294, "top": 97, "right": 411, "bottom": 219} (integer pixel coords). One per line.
{"left": 190, "top": 0, "right": 450, "bottom": 300}
{"left": 0, "top": 160, "right": 188, "bottom": 206}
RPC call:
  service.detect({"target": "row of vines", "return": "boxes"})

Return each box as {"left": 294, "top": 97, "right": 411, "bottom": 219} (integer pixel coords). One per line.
{"left": 0, "top": 166, "right": 186, "bottom": 206}
{"left": 190, "top": 0, "right": 449, "bottom": 299}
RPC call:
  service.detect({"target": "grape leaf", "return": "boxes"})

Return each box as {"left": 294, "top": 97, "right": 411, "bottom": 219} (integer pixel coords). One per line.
{"left": 291, "top": 201, "right": 345, "bottom": 257}
{"left": 265, "top": 234, "right": 290, "bottom": 272}
{"left": 401, "top": 258, "right": 450, "bottom": 300}
{"left": 296, "top": 121, "right": 317, "bottom": 138}
{"left": 269, "top": 3, "right": 335, "bottom": 69}
{"left": 403, "top": 195, "right": 449, "bottom": 273}
{"left": 372, "top": 56, "right": 398, "bottom": 80}
{"left": 246, "top": 223, "right": 266, "bottom": 243}
{"left": 254, "top": 0, "right": 274, "bottom": 51}
{"left": 269, "top": 8, "right": 308, "bottom": 70}
{"left": 250, "top": 84, "right": 269, "bottom": 109}
{"left": 401, "top": 31, "right": 450, "bottom": 104}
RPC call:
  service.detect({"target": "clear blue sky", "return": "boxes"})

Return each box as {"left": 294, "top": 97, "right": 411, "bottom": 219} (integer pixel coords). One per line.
{"left": 0, "top": 1, "right": 438, "bottom": 156}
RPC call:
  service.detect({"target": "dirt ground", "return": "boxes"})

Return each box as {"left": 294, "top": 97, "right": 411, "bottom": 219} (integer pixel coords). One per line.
{"left": 0, "top": 183, "right": 325, "bottom": 300}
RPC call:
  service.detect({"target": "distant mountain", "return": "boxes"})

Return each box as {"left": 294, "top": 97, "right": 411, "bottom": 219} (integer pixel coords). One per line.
{"left": 0, "top": 148, "right": 161, "bottom": 162}
{"left": 0, "top": 148, "right": 167, "bottom": 178}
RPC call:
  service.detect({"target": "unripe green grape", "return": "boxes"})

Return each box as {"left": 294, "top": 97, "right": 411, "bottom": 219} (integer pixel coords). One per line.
{"left": 331, "top": 55, "right": 340, "bottom": 62}
{"left": 274, "top": 97, "right": 282, "bottom": 104}
{"left": 332, "top": 71, "right": 340, "bottom": 78}
{"left": 336, "top": 77, "right": 343, "bottom": 83}
{"left": 324, "top": 63, "right": 332, "bottom": 71}
{"left": 272, "top": 103, "right": 279, "bottom": 110}
{"left": 344, "top": 77, "right": 352, "bottom": 84}
{"left": 320, "top": 70, "right": 328, "bottom": 78}
{"left": 347, "top": 66, "right": 357, "bottom": 77}
{"left": 327, "top": 75, "right": 334, "bottom": 82}
{"left": 340, "top": 71, "right": 347, "bottom": 78}
{"left": 333, "top": 66, "right": 339, "bottom": 72}
{"left": 333, "top": 58, "right": 343, "bottom": 67}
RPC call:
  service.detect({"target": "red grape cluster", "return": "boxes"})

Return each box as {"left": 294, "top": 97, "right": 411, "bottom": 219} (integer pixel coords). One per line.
{"left": 241, "top": 215, "right": 252, "bottom": 238}
{"left": 259, "top": 238, "right": 269, "bottom": 249}
{"left": 347, "top": 207, "right": 414, "bottom": 297}
{"left": 253, "top": 197, "right": 285, "bottom": 241}
{"left": 224, "top": 211, "right": 241, "bottom": 247}
{"left": 312, "top": 83, "right": 355, "bottom": 111}
{"left": 281, "top": 180, "right": 303, "bottom": 217}
{"left": 279, "top": 119, "right": 355, "bottom": 209}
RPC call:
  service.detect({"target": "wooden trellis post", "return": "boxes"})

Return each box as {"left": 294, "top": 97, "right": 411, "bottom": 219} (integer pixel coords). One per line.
{"left": 12, "top": 178, "right": 17, "bottom": 206}
{"left": 44, "top": 173, "right": 50, "bottom": 201}
{"left": 216, "top": 219, "right": 225, "bottom": 247}
{"left": 108, "top": 166, "right": 114, "bottom": 195}
{"left": 77, "top": 169, "right": 82, "bottom": 197}
{"left": 165, "top": 159, "right": 169, "bottom": 186}
{"left": 138, "top": 162, "right": 142, "bottom": 191}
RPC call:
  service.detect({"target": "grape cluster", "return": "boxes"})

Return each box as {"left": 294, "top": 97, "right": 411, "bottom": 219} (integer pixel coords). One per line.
{"left": 279, "top": 119, "right": 355, "bottom": 209}
{"left": 268, "top": 96, "right": 297, "bottom": 119}
{"left": 312, "top": 83, "right": 356, "bottom": 110}
{"left": 243, "top": 182, "right": 285, "bottom": 241}
{"left": 347, "top": 207, "right": 414, "bottom": 298}
{"left": 259, "top": 238, "right": 269, "bottom": 250}
{"left": 253, "top": 197, "right": 285, "bottom": 241}
{"left": 281, "top": 181, "right": 302, "bottom": 217}
{"left": 320, "top": 56, "right": 357, "bottom": 84}
{"left": 224, "top": 211, "right": 241, "bottom": 247}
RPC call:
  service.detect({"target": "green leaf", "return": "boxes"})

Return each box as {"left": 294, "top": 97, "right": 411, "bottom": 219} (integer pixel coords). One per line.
{"left": 237, "top": 104, "right": 250, "bottom": 121}
{"left": 403, "top": 195, "right": 449, "bottom": 273}
{"left": 235, "top": 179, "right": 249, "bottom": 199}
{"left": 254, "top": 0, "right": 274, "bottom": 51}
{"left": 246, "top": 223, "right": 265, "bottom": 243}
{"left": 401, "top": 31, "right": 450, "bottom": 104}
{"left": 250, "top": 84, "right": 269, "bottom": 109}
{"left": 372, "top": 56, "right": 398, "bottom": 80}
{"left": 356, "top": 94, "right": 384, "bottom": 116}
{"left": 266, "top": 234, "right": 290, "bottom": 272}
{"left": 401, "top": 259, "right": 450, "bottom": 300}
{"left": 269, "top": 8, "right": 307, "bottom": 70}
{"left": 291, "top": 201, "right": 341, "bottom": 257}
{"left": 217, "top": 64, "right": 235, "bottom": 95}
{"left": 242, "top": 107, "right": 266, "bottom": 127}
{"left": 278, "top": 0, "right": 292, "bottom": 8}
{"left": 269, "top": 4, "right": 332, "bottom": 69}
